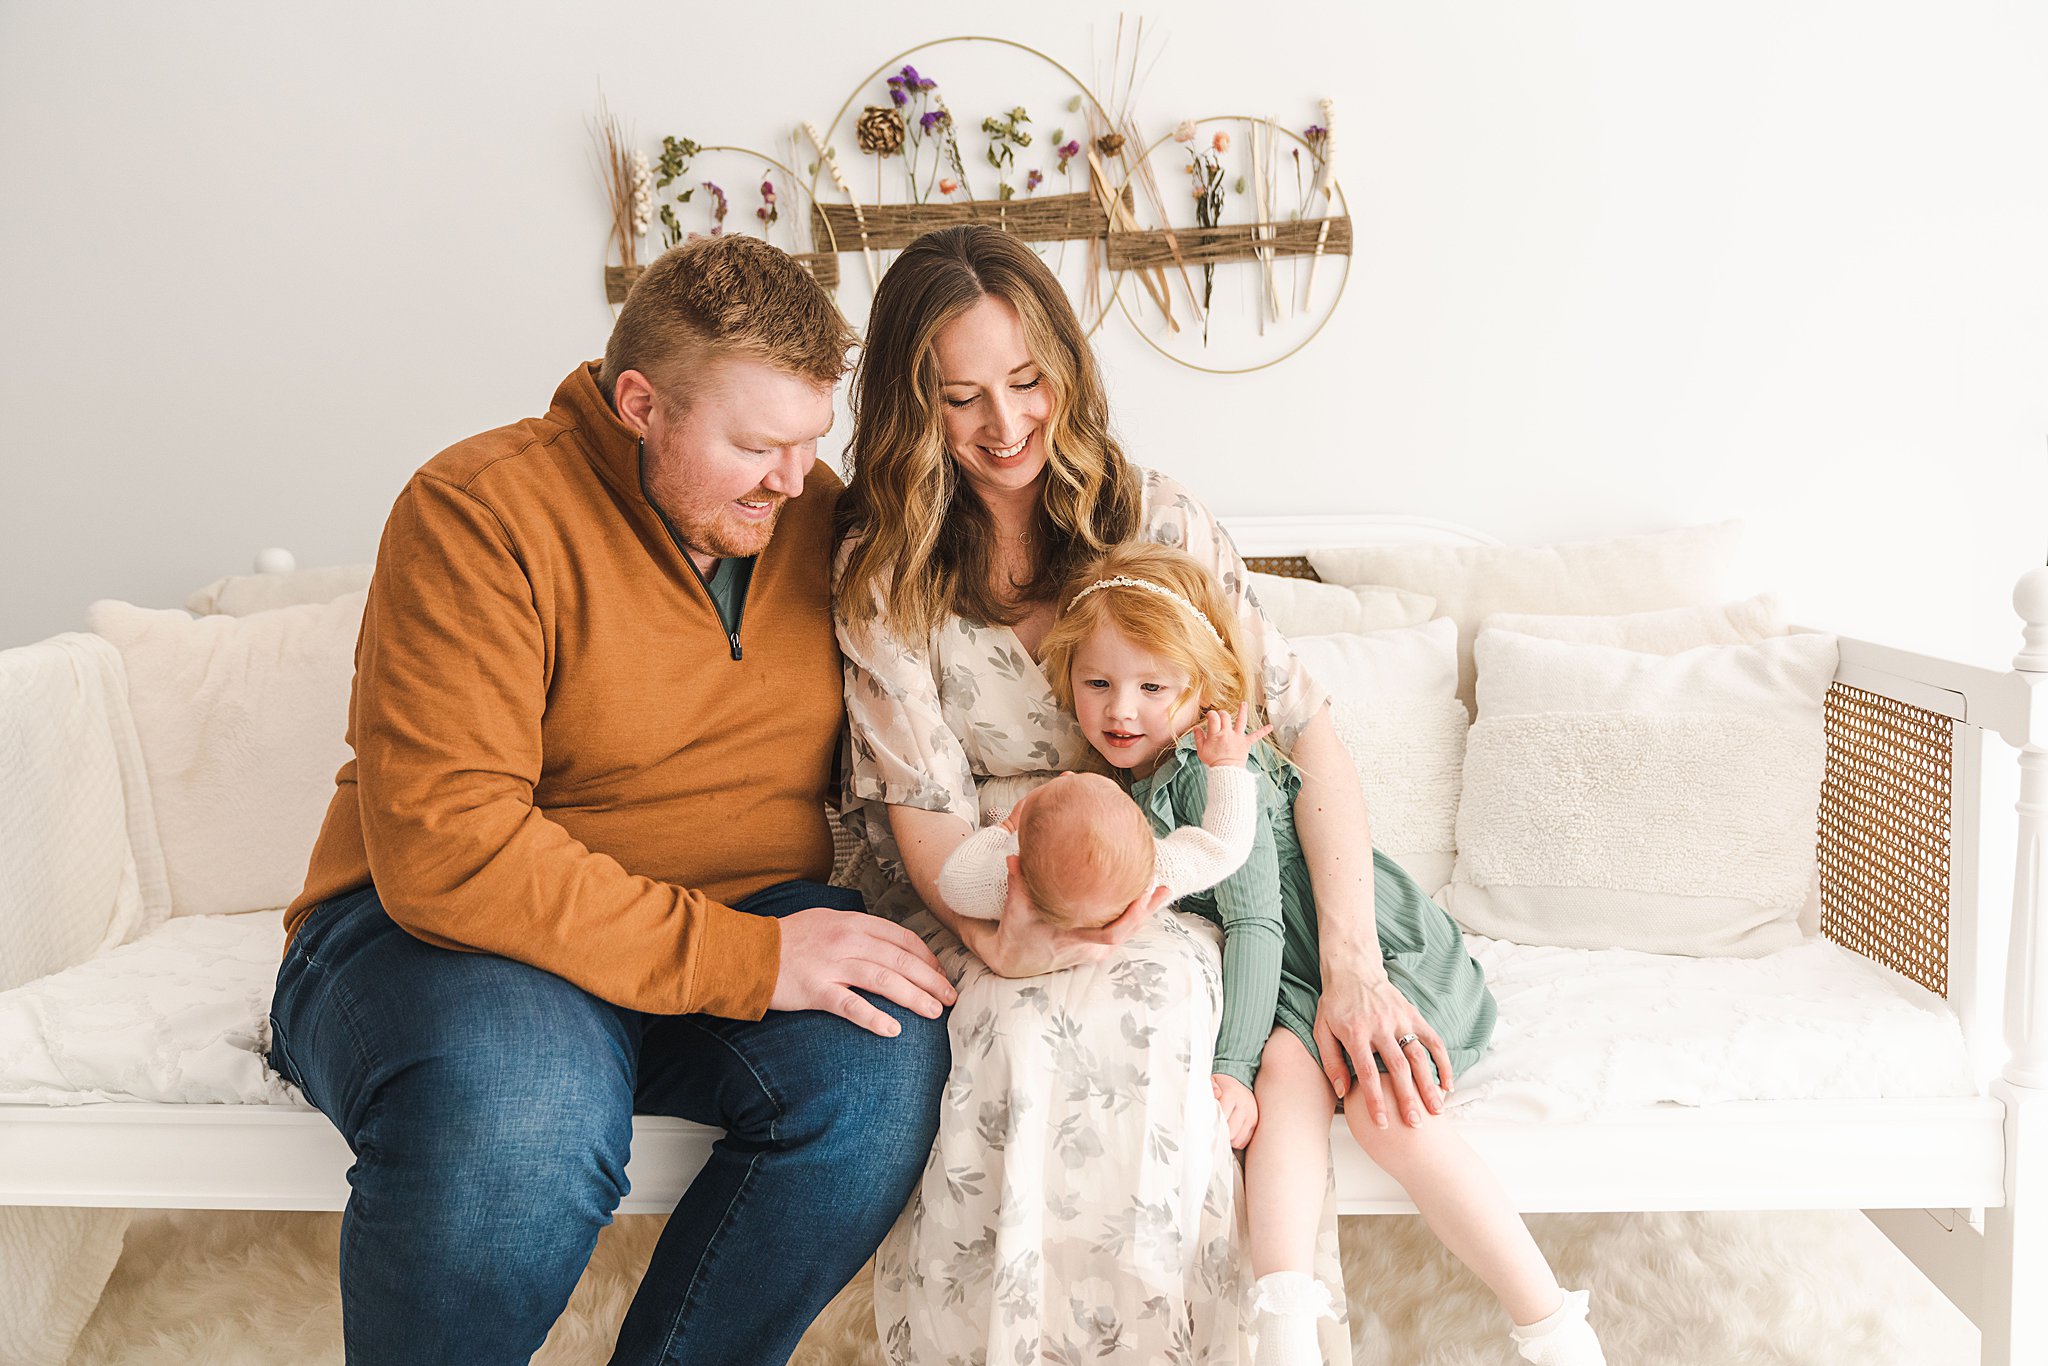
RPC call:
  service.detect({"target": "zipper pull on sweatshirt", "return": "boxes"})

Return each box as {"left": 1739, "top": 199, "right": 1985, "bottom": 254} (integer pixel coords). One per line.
{"left": 728, "top": 632, "right": 742, "bottom": 661}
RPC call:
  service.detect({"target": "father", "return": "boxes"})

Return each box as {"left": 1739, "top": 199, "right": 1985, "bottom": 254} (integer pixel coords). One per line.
{"left": 269, "top": 234, "right": 954, "bottom": 1366}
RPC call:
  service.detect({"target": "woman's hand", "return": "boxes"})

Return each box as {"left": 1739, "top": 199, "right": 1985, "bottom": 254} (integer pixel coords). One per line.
{"left": 1212, "top": 1073, "right": 1258, "bottom": 1149}
{"left": 1190, "top": 701, "right": 1273, "bottom": 771}
{"left": 973, "top": 856, "right": 1167, "bottom": 977}
{"left": 1311, "top": 967, "right": 1455, "bottom": 1129}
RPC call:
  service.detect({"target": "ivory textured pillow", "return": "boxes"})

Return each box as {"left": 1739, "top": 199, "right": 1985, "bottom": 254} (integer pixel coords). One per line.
{"left": 1479, "top": 594, "right": 1784, "bottom": 656}
{"left": 1287, "top": 617, "right": 1464, "bottom": 894}
{"left": 184, "top": 563, "right": 374, "bottom": 616}
{"left": 1246, "top": 572, "right": 1437, "bottom": 638}
{"left": 1307, "top": 522, "right": 1742, "bottom": 713}
{"left": 1441, "top": 628, "right": 1838, "bottom": 956}
{"left": 87, "top": 592, "right": 365, "bottom": 918}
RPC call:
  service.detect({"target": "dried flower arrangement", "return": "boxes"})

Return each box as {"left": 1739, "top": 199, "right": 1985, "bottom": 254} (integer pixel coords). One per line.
{"left": 592, "top": 101, "right": 652, "bottom": 301}
{"left": 1182, "top": 124, "right": 1229, "bottom": 342}
{"left": 653, "top": 136, "right": 702, "bottom": 249}
{"left": 590, "top": 34, "right": 1346, "bottom": 366}
{"left": 980, "top": 106, "right": 1032, "bottom": 200}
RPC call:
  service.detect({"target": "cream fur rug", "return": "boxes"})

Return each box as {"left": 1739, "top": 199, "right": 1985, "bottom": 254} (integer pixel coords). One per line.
{"left": 66, "top": 1210, "right": 1974, "bottom": 1365}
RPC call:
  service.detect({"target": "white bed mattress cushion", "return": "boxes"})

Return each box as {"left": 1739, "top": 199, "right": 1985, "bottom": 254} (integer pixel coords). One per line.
{"left": 1448, "top": 935, "right": 1973, "bottom": 1122}
{"left": 0, "top": 913, "right": 1971, "bottom": 1122}
{"left": 0, "top": 911, "right": 301, "bottom": 1107}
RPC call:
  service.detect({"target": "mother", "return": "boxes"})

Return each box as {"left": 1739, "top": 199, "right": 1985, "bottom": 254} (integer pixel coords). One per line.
{"left": 833, "top": 225, "right": 1442, "bottom": 1361}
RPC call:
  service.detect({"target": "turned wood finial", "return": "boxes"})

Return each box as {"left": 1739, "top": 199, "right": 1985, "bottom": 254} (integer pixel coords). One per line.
{"left": 2016, "top": 564, "right": 2048, "bottom": 673}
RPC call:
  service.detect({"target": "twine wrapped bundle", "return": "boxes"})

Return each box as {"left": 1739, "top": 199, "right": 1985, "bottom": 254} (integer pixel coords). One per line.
{"left": 809, "top": 186, "right": 1132, "bottom": 253}
{"left": 1105, "top": 215, "right": 1352, "bottom": 272}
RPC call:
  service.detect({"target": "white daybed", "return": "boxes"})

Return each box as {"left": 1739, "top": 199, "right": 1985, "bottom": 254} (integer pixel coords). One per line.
{"left": 0, "top": 516, "right": 2042, "bottom": 1365}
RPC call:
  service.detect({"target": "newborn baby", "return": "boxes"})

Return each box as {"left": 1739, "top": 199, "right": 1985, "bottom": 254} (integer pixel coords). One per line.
{"left": 939, "top": 766, "right": 1259, "bottom": 929}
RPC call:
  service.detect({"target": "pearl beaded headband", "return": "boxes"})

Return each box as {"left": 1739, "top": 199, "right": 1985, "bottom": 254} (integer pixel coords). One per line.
{"left": 1066, "top": 575, "right": 1227, "bottom": 647}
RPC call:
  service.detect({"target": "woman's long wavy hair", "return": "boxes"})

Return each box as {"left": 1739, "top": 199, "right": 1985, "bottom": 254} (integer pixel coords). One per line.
{"left": 835, "top": 225, "right": 1143, "bottom": 644}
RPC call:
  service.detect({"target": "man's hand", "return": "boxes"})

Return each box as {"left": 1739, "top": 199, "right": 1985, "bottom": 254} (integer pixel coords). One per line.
{"left": 1311, "top": 955, "right": 1455, "bottom": 1129}
{"left": 1212, "top": 1073, "right": 1258, "bottom": 1149}
{"left": 1191, "top": 701, "right": 1273, "bottom": 771}
{"left": 972, "top": 856, "right": 1167, "bottom": 977}
{"left": 769, "top": 907, "right": 957, "bottom": 1037}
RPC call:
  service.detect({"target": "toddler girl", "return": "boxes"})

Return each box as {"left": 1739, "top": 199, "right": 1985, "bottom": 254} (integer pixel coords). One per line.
{"left": 1024, "top": 542, "right": 1608, "bottom": 1366}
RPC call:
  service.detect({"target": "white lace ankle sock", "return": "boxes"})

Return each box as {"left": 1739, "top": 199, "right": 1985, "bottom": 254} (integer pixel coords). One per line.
{"left": 1251, "top": 1270, "right": 1337, "bottom": 1366}
{"left": 1509, "top": 1288, "right": 1608, "bottom": 1366}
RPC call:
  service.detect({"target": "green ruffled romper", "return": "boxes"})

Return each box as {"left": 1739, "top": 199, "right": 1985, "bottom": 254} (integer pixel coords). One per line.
{"left": 1129, "top": 733, "right": 1496, "bottom": 1088}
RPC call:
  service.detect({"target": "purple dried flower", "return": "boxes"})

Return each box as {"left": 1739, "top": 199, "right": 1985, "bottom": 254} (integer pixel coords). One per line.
{"left": 900, "top": 64, "right": 921, "bottom": 85}
{"left": 1056, "top": 138, "right": 1080, "bottom": 173}
{"left": 887, "top": 74, "right": 902, "bottom": 86}
{"left": 920, "top": 109, "right": 943, "bottom": 132}
{"left": 1026, "top": 168, "right": 1043, "bottom": 191}
{"left": 890, "top": 87, "right": 908, "bottom": 107}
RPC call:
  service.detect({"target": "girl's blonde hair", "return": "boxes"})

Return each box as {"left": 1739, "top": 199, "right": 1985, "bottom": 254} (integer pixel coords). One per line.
{"left": 1039, "top": 542, "right": 1264, "bottom": 726}
{"left": 835, "top": 225, "right": 1143, "bottom": 644}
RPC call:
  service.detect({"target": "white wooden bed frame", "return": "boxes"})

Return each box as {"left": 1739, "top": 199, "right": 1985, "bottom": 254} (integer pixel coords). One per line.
{"left": 2, "top": 517, "right": 2043, "bottom": 1362}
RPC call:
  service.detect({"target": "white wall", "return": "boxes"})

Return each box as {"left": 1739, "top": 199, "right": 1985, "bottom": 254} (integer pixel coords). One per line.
{"left": 4, "top": 1, "right": 2044, "bottom": 664}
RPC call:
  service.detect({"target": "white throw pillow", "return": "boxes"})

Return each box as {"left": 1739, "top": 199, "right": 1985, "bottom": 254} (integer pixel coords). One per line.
{"left": 1246, "top": 572, "right": 1436, "bottom": 638}
{"left": 1287, "top": 617, "right": 1464, "bottom": 894}
{"left": 1441, "top": 628, "right": 1838, "bottom": 957}
{"left": 185, "top": 563, "right": 373, "bottom": 616}
{"left": 1307, "top": 522, "right": 1742, "bottom": 713}
{"left": 1480, "top": 594, "right": 1784, "bottom": 657}
{"left": 87, "top": 593, "right": 365, "bottom": 918}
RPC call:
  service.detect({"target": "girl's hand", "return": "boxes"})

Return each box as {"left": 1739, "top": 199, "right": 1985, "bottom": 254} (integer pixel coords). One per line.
{"left": 1212, "top": 1073, "right": 1258, "bottom": 1149}
{"left": 1192, "top": 701, "right": 1273, "bottom": 771}
{"left": 1311, "top": 968, "right": 1455, "bottom": 1129}
{"left": 977, "top": 855, "right": 1168, "bottom": 977}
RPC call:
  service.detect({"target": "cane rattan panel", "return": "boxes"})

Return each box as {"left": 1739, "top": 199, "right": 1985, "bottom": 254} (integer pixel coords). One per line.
{"left": 1244, "top": 555, "right": 1321, "bottom": 581}
{"left": 1816, "top": 683, "right": 1953, "bottom": 996}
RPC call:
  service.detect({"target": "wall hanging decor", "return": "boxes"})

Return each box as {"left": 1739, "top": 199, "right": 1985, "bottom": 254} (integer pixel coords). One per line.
{"left": 591, "top": 26, "right": 1350, "bottom": 369}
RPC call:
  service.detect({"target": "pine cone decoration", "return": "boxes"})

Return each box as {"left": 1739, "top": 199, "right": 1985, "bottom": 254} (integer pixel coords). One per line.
{"left": 1093, "top": 132, "right": 1126, "bottom": 158}
{"left": 857, "top": 105, "right": 906, "bottom": 157}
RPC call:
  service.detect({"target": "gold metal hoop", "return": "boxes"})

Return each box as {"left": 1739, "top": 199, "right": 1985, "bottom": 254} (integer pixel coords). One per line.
{"left": 812, "top": 34, "right": 1127, "bottom": 338}
{"left": 1112, "top": 115, "right": 1351, "bottom": 375}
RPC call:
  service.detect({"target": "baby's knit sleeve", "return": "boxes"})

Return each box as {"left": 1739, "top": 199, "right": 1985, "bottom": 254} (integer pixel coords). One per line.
{"left": 935, "top": 823, "right": 1019, "bottom": 921}
{"left": 1152, "top": 764, "right": 1260, "bottom": 900}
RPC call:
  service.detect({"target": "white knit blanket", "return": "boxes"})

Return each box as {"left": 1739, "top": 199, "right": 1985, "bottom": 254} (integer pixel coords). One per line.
{"left": 1449, "top": 935, "right": 1974, "bottom": 1121}
{"left": 0, "top": 633, "right": 168, "bottom": 1365}
{"left": 0, "top": 917, "right": 1972, "bottom": 1120}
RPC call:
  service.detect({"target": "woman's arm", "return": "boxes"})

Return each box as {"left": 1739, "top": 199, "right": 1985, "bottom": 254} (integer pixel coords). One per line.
{"left": 889, "top": 804, "right": 1163, "bottom": 978}
{"left": 1292, "top": 706, "right": 1456, "bottom": 1127}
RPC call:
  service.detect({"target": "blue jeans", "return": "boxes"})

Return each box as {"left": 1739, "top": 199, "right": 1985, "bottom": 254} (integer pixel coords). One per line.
{"left": 269, "top": 880, "right": 948, "bottom": 1366}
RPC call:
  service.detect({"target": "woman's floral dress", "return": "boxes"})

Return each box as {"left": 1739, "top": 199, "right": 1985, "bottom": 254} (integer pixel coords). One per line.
{"left": 836, "top": 469, "right": 1351, "bottom": 1365}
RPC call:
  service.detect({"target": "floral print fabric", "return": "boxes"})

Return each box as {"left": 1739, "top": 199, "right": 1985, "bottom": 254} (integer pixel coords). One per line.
{"left": 837, "top": 469, "right": 1346, "bottom": 1363}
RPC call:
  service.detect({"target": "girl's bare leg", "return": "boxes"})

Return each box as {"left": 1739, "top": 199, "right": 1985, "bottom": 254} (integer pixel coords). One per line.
{"left": 1343, "top": 1070, "right": 1562, "bottom": 1326}
{"left": 1244, "top": 1028, "right": 1338, "bottom": 1274}
{"left": 1244, "top": 1029, "right": 1343, "bottom": 1365}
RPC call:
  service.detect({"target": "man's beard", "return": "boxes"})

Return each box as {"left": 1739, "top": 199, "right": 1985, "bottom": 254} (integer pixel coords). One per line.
{"left": 661, "top": 486, "right": 787, "bottom": 561}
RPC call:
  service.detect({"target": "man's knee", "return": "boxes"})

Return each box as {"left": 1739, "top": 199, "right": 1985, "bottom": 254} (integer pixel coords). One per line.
{"left": 772, "top": 996, "right": 949, "bottom": 1170}
{"left": 348, "top": 998, "right": 637, "bottom": 1225}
